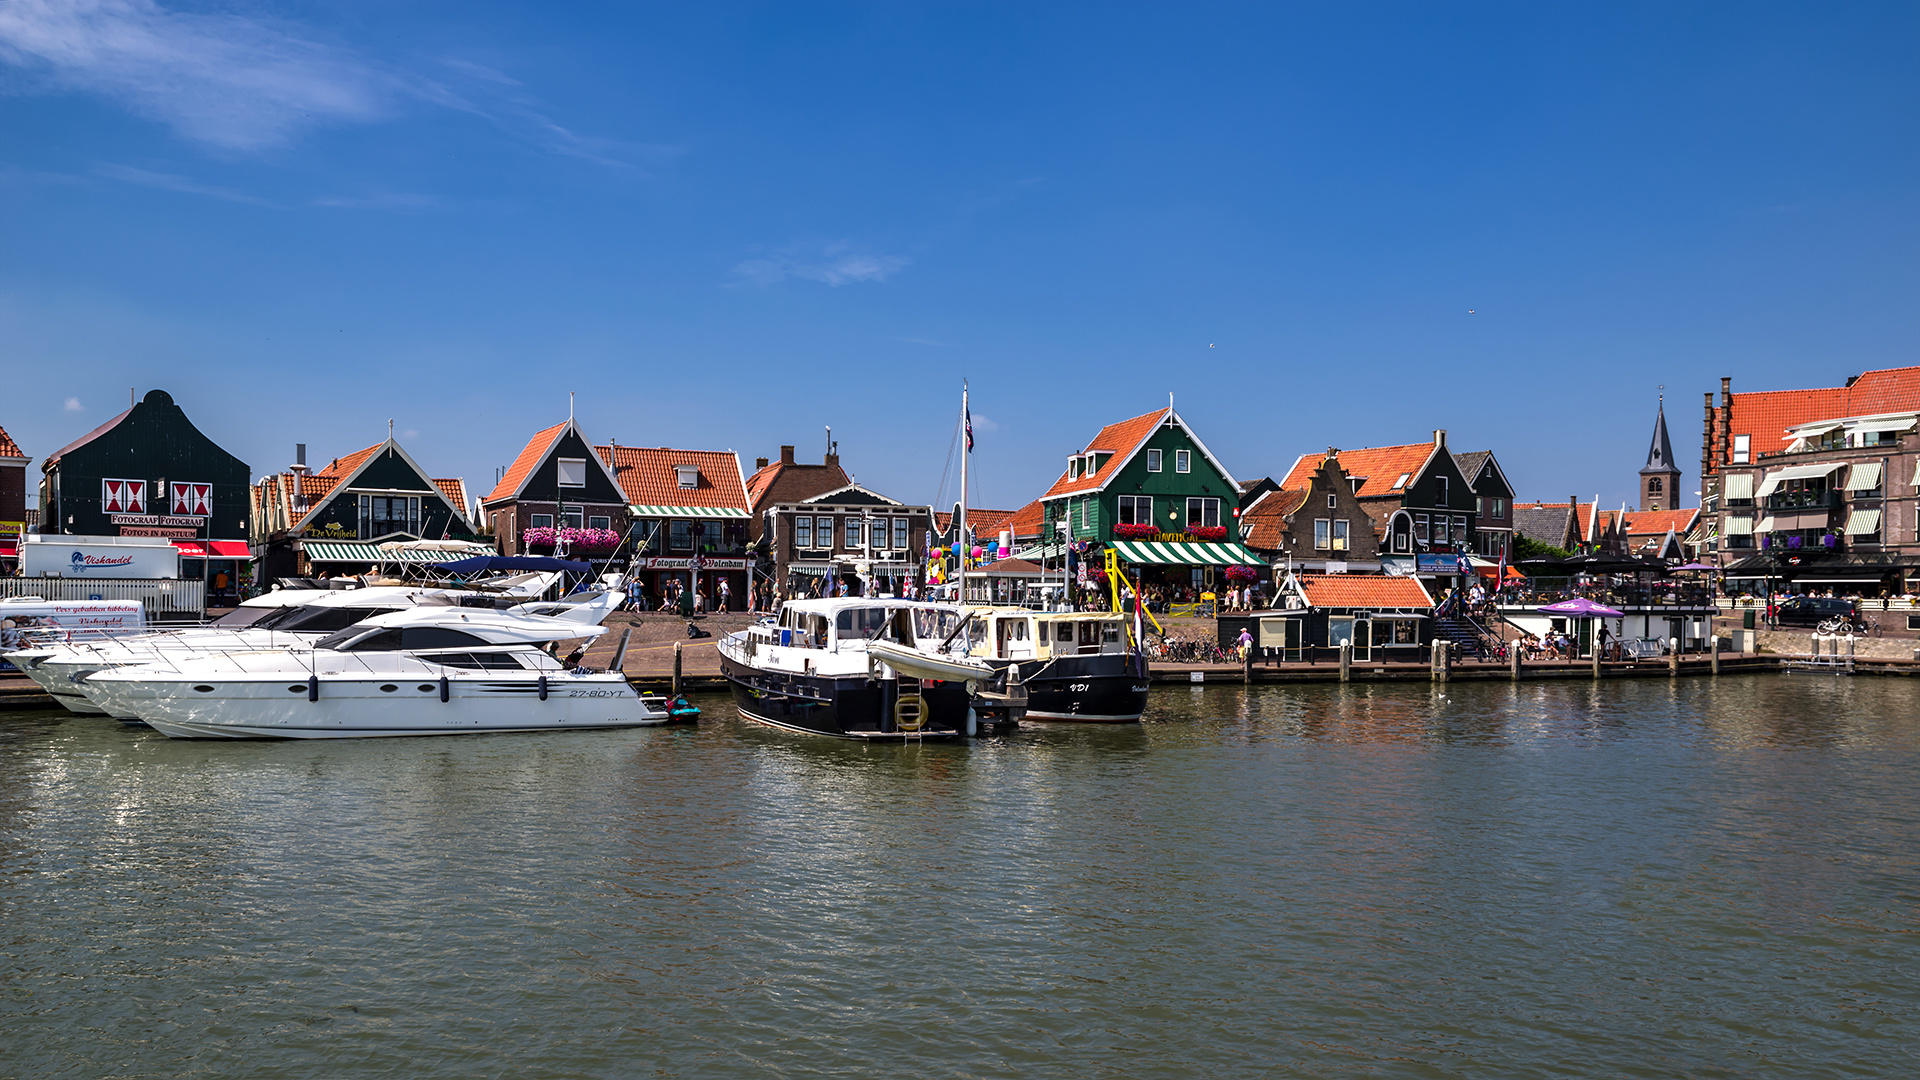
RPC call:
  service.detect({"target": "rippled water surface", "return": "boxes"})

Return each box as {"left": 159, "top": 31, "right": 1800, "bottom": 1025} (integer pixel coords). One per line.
{"left": 4, "top": 675, "right": 1919, "bottom": 1078}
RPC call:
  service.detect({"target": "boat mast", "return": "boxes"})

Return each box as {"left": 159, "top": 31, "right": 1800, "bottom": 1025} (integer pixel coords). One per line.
{"left": 958, "top": 380, "right": 969, "bottom": 603}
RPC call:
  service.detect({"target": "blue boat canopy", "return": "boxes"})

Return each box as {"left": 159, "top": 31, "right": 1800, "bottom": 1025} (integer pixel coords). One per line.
{"left": 431, "top": 555, "right": 593, "bottom": 573}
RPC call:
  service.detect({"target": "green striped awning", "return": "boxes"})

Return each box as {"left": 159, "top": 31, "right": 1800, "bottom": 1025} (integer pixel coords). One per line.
{"left": 302, "top": 541, "right": 383, "bottom": 562}
{"left": 1012, "top": 542, "right": 1068, "bottom": 561}
{"left": 629, "top": 505, "right": 748, "bottom": 519}
{"left": 1109, "top": 540, "right": 1264, "bottom": 566}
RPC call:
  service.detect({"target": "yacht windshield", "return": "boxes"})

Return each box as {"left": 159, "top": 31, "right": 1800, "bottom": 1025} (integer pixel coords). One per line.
{"left": 313, "top": 626, "right": 491, "bottom": 652}
{"left": 834, "top": 607, "right": 892, "bottom": 640}
{"left": 209, "top": 607, "right": 283, "bottom": 628}
{"left": 273, "top": 607, "right": 384, "bottom": 633}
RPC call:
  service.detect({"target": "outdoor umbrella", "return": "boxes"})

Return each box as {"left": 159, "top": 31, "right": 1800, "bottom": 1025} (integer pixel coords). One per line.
{"left": 1561, "top": 553, "right": 1646, "bottom": 574}
{"left": 1535, "top": 597, "right": 1625, "bottom": 618}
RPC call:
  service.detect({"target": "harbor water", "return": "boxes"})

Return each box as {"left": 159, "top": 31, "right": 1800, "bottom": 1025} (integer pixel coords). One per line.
{"left": 2, "top": 675, "right": 1917, "bottom": 1078}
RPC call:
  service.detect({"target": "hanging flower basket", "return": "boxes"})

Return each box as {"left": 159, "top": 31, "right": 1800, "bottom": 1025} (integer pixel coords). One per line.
{"left": 521, "top": 526, "right": 557, "bottom": 547}
{"left": 1223, "top": 565, "right": 1260, "bottom": 583}
{"left": 1113, "top": 523, "right": 1158, "bottom": 540}
{"left": 1190, "top": 525, "right": 1229, "bottom": 542}
{"left": 558, "top": 526, "right": 622, "bottom": 553}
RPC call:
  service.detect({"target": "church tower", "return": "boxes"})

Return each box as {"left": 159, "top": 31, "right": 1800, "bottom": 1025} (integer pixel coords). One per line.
{"left": 1639, "top": 393, "right": 1682, "bottom": 512}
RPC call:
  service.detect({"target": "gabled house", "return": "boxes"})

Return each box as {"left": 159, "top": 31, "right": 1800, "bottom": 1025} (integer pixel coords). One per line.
{"left": 1279, "top": 430, "right": 1481, "bottom": 585}
{"left": 252, "top": 437, "right": 477, "bottom": 582}
{"left": 745, "top": 444, "right": 852, "bottom": 542}
{"left": 0, "top": 423, "right": 28, "bottom": 571}
{"left": 1622, "top": 508, "right": 1700, "bottom": 560}
{"left": 1037, "top": 405, "right": 1258, "bottom": 592}
{"left": 1240, "top": 453, "right": 1382, "bottom": 573}
{"left": 1451, "top": 450, "right": 1516, "bottom": 560}
{"left": 482, "top": 418, "right": 628, "bottom": 557}
{"left": 1510, "top": 500, "right": 1581, "bottom": 553}
{"left": 764, "top": 480, "right": 931, "bottom": 598}
{"left": 597, "top": 444, "right": 750, "bottom": 610}
{"left": 38, "top": 389, "right": 252, "bottom": 603}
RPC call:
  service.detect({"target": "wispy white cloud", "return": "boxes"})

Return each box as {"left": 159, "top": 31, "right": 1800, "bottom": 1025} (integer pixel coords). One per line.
{"left": 970, "top": 413, "right": 1000, "bottom": 433}
{"left": 94, "top": 161, "right": 272, "bottom": 204}
{"left": 734, "top": 242, "right": 910, "bottom": 287}
{"left": 0, "top": 0, "right": 389, "bottom": 151}
{"left": 64, "top": 396, "right": 83, "bottom": 412}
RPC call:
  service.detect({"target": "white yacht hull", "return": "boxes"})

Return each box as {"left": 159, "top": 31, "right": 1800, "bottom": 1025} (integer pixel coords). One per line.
{"left": 4, "top": 650, "right": 110, "bottom": 714}
{"left": 84, "top": 670, "right": 668, "bottom": 739}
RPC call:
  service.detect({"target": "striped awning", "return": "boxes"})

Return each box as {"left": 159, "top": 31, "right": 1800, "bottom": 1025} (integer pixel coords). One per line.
{"left": 1845, "top": 462, "right": 1883, "bottom": 491}
{"left": 302, "top": 540, "right": 383, "bottom": 562}
{"left": 1721, "top": 473, "right": 1753, "bottom": 500}
{"left": 1110, "top": 539, "right": 1263, "bottom": 566}
{"left": 1845, "top": 508, "right": 1882, "bottom": 535}
{"left": 1012, "top": 542, "right": 1068, "bottom": 561}
{"left": 629, "top": 505, "right": 748, "bottom": 519}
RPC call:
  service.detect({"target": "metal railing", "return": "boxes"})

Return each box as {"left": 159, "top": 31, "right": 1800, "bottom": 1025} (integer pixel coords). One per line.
{"left": 0, "top": 578, "right": 206, "bottom": 619}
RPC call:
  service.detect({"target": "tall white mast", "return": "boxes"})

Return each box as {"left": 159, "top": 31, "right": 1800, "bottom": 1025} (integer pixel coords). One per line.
{"left": 958, "top": 380, "right": 969, "bottom": 602}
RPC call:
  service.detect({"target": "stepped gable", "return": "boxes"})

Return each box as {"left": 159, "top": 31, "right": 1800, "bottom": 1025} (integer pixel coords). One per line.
{"left": 1725, "top": 365, "right": 1920, "bottom": 455}
{"left": 1280, "top": 441, "right": 1433, "bottom": 499}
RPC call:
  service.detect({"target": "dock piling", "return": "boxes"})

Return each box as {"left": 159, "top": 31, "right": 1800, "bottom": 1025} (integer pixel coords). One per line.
{"left": 672, "top": 641, "right": 683, "bottom": 695}
{"left": 1669, "top": 637, "right": 1680, "bottom": 677}
{"left": 1509, "top": 643, "right": 1521, "bottom": 681}
{"left": 1591, "top": 643, "right": 1602, "bottom": 680}
{"left": 1339, "top": 642, "right": 1351, "bottom": 683}
{"left": 1711, "top": 633, "right": 1720, "bottom": 675}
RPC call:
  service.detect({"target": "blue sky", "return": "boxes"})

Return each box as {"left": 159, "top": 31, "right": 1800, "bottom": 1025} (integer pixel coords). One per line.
{"left": 2, "top": 2, "right": 1915, "bottom": 513}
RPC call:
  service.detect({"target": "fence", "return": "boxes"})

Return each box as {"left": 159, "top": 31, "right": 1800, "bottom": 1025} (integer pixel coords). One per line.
{"left": 0, "top": 577, "right": 206, "bottom": 620}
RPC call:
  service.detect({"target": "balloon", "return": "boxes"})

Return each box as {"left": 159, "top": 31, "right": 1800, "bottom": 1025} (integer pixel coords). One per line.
{"left": 952, "top": 542, "right": 963, "bottom": 558}
{"left": 971, "top": 546, "right": 983, "bottom": 560}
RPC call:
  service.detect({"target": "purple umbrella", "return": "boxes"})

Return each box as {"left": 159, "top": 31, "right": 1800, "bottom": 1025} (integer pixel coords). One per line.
{"left": 1535, "top": 597, "right": 1624, "bottom": 618}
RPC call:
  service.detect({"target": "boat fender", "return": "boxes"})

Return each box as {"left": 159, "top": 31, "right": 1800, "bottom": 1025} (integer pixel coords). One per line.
{"left": 538, "top": 675, "right": 548, "bottom": 701}
{"left": 307, "top": 674, "right": 319, "bottom": 703}
{"left": 439, "top": 676, "right": 450, "bottom": 703}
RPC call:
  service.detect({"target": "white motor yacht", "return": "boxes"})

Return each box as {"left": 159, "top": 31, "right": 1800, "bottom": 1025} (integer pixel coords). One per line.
{"left": 83, "top": 606, "right": 665, "bottom": 739}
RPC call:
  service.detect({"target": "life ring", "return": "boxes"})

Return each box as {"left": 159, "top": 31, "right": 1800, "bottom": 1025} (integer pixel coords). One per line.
{"left": 895, "top": 693, "right": 925, "bottom": 732}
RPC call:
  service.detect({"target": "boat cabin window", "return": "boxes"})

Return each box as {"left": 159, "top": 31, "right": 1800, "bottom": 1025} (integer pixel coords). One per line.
{"left": 429, "top": 651, "right": 526, "bottom": 670}
{"left": 315, "top": 626, "right": 492, "bottom": 652}
{"left": 835, "top": 607, "right": 891, "bottom": 640}
{"left": 1053, "top": 621, "right": 1074, "bottom": 643}
{"left": 913, "top": 608, "right": 964, "bottom": 643}
{"left": 274, "top": 606, "right": 382, "bottom": 633}
{"left": 1079, "top": 621, "right": 1099, "bottom": 647}
{"left": 1101, "top": 621, "right": 1122, "bottom": 646}
{"left": 210, "top": 607, "right": 282, "bottom": 628}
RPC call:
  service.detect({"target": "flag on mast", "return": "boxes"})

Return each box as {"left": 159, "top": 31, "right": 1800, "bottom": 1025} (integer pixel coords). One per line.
{"left": 964, "top": 403, "right": 974, "bottom": 452}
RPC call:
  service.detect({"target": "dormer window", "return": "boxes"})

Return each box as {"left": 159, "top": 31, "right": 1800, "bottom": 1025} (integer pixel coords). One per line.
{"left": 675, "top": 465, "right": 699, "bottom": 489}
{"left": 1068, "top": 457, "right": 1080, "bottom": 479}
{"left": 1083, "top": 455, "right": 1097, "bottom": 476}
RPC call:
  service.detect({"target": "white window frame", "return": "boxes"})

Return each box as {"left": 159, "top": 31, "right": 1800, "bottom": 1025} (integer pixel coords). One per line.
{"left": 674, "top": 466, "right": 699, "bottom": 489}
{"left": 1332, "top": 519, "right": 1349, "bottom": 552}
{"left": 1434, "top": 476, "right": 1448, "bottom": 505}
{"left": 1175, "top": 449, "right": 1191, "bottom": 474}
{"left": 1314, "top": 518, "right": 1330, "bottom": 550}
{"left": 845, "top": 518, "right": 862, "bottom": 548}
{"left": 530, "top": 513, "right": 554, "bottom": 529}
{"left": 1732, "top": 435, "right": 1750, "bottom": 464}
{"left": 557, "top": 457, "right": 588, "bottom": 488}
{"left": 1118, "top": 495, "right": 1152, "bottom": 526}
{"left": 588, "top": 515, "right": 611, "bottom": 531}
{"left": 893, "top": 517, "right": 909, "bottom": 549}
{"left": 795, "top": 516, "right": 812, "bottom": 549}
{"left": 1186, "top": 497, "right": 1220, "bottom": 529}
{"left": 1146, "top": 449, "right": 1162, "bottom": 473}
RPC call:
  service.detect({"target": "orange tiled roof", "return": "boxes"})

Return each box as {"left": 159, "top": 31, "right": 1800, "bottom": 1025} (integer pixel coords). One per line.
{"left": 934, "top": 508, "right": 1015, "bottom": 534}
{"left": 483, "top": 422, "right": 568, "bottom": 505}
{"left": 1294, "top": 574, "right": 1432, "bottom": 609}
{"left": 433, "top": 478, "right": 468, "bottom": 514}
{"left": 0, "top": 424, "right": 23, "bottom": 459}
{"left": 1726, "top": 365, "right": 1920, "bottom": 457}
{"left": 1007, "top": 499, "right": 1044, "bottom": 539}
{"left": 315, "top": 444, "right": 380, "bottom": 478}
{"left": 1622, "top": 508, "right": 1697, "bottom": 537}
{"left": 745, "top": 458, "right": 851, "bottom": 511}
{"left": 301, "top": 474, "right": 339, "bottom": 501}
{"left": 1280, "top": 443, "right": 1437, "bottom": 499}
{"left": 1240, "top": 489, "right": 1307, "bottom": 550}
{"left": 1040, "top": 408, "right": 1168, "bottom": 499}
{"left": 595, "top": 446, "right": 748, "bottom": 510}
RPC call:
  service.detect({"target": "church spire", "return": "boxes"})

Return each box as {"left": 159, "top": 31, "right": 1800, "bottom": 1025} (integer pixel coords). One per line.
{"left": 1638, "top": 388, "right": 1682, "bottom": 511}
{"left": 1642, "top": 389, "right": 1675, "bottom": 473}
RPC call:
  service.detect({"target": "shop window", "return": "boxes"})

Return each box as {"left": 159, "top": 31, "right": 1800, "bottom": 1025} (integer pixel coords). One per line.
{"left": 795, "top": 517, "right": 812, "bottom": 548}
{"left": 588, "top": 515, "right": 610, "bottom": 531}
{"left": 1186, "top": 497, "right": 1220, "bottom": 529}
{"left": 1175, "top": 450, "right": 1191, "bottom": 474}
{"left": 1119, "top": 495, "right": 1153, "bottom": 526}
{"left": 1147, "top": 449, "right": 1162, "bottom": 472}
{"left": 557, "top": 458, "right": 587, "bottom": 488}
{"left": 893, "top": 518, "right": 908, "bottom": 549}
{"left": 670, "top": 520, "right": 692, "bottom": 551}
{"left": 359, "top": 495, "right": 421, "bottom": 539}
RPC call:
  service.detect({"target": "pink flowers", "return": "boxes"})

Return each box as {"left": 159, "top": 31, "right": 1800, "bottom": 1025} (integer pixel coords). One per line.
{"left": 1189, "top": 525, "right": 1229, "bottom": 542}
{"left": 1223, "top": 565, "right": 1260, "bottom": 582}
{"left": 1113, "top": 523, "right": 1159, "bottom": 540}
{"left": 522, "top": 526, "right": 622, "bottom": 552}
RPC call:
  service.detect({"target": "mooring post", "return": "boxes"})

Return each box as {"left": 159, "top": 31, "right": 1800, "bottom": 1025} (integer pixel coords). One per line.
{"left": 1591, "top": 640, "right": 1602, "bottom": 680}
{"left": 1669, "top": 637, "right": 1680, "bottom": 677}
{"left": 1847, "top": 634, "right": 1856, "bottom": 673}
{"left": 1243, "top": 645, "right": 1254, "bottom": 684}
{"left": 1339, "top": 642, "right": 1351, "bottom": 683}
{"left": 1509, "top": 641, "right": 1521, "bottom": 681}
{"left": 673, "top": 640, "right": 683, "bottom": 695}
{"left": 1438, "top": 641, "right": 1451, "bottom": 683}
{"left": 1428, "top": 639, "right": 1438, "bottom": 682}
{"left": 1711, "top": 632, "right": 1721, "bottom": 676}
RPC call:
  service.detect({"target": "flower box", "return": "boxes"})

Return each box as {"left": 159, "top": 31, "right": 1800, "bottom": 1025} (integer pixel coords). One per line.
{"left": 1189, "top": 525, "right": 1229, "bottom": 542}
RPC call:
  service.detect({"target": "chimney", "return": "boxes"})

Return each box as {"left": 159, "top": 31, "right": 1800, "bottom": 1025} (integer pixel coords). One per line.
{"left": 1845, "top": 373, "right": 1860, "bottom": 388}
{"left": 825, "top": 452, "right": 840, "bottom": 469}
{"left": 779, "top": 445, "right": 795, "bottom": 465}
{"left": 1701, "top": 391, "right": 1715, "bottom": 481}
{"left": 290, "top": 443, "right": 309, "bottom": 475}
{"left": 755, "top": 456, "right": 769, "bottom": 470}
{"left": 1720, "top": 376, "right": 1733, "bottom": 474}
{"left": 1433, "top": 429, "right": 1447, "bottom": 448}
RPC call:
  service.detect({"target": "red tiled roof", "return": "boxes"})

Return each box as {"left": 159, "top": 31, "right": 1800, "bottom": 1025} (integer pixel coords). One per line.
{"left": 1040, "top": 408, "right": 1169, "bottom": 499}
{"left": 595, "top": 446, "right": 748, "bottom": 510}
{"left": 1280, "top": 443, "right": 1437, "bottom": 500}
{"left": 0, "top": 424, "right": 23, "bottom": 459}
{"left": 1240, "top": 488, "right": 1307, "bottom": 550}
{"left": 483, "top": 422, "right": 568, "bottom": 506}
{"left": 1726, "top": 365, "right": 1920, "bottom": 457}
{"left": 302, "top": 475, "right": 339, "bottom": 501}
{"left": 1294, "top": 574, "right": 1432, "bottom": 609}
{"left": 434, "top": 478, "right": 469, "bottom": 513}
{"left": 744, "top": 458, "right": 851, "bottom": 511}
{"left": 1622, "top": 508, "right": 1697, "bottom": 537}
{"left": 977, "top": 558, "right": 1044, "bottom": 574}
{"left": 1007, "top": 499, "right": 1044, "bottom": 540}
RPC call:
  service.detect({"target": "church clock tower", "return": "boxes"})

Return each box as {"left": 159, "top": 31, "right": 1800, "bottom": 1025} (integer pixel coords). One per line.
{"left": 1639, "top": 393, "right": 1682, "bottom": 512}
